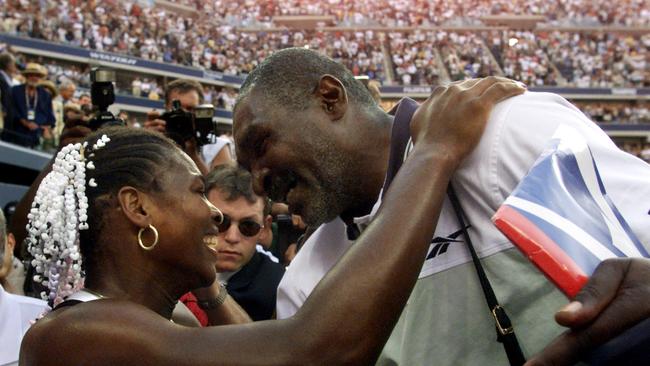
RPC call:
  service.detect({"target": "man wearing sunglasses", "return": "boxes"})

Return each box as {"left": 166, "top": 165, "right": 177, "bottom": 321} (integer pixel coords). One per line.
{"left": 183, "top": 165, "right": 284, "bottom": 322}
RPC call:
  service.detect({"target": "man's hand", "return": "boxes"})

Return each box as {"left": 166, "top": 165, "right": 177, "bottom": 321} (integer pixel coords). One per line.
{"left": 410, "top": 77, "right": 526, "bottom": 166}
{"left": 193, "top": 278, "right": 225, "bottom": 302}
{"left": 143, "top": 110, "right": 166, "bottom": 133}
{"left": 192, "top": 278, "right": 252, "bottom": 325}
{"left": 526, "top": 258, "right": 650, "bottom": 366}
{"left": 22, "top": 119, "right": 39, "bottom": 131}
{"left": 143, "top": 109, "right": 209, "bottom": 174}
{"left": 42, "top": 126, "right": 53, "bottom": 139}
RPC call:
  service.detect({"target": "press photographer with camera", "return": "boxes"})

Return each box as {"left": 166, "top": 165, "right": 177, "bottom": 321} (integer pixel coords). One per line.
{"left": 144, "top": 79, "right": 233, "bottom": 175}
{"left": 9, "top": 68, "right": 125, "bottom": 260}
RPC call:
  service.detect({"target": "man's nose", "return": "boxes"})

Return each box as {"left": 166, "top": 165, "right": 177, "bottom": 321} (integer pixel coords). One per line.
{"left": 223, "top": 224, "right": 242, "bottom": 244}
{"left": 251, "top": 167, "right": 271, "bottom": 196}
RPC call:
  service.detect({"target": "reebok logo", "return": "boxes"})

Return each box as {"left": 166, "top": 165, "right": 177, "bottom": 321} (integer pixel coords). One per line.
{"left": 426, "top": 227, "right": 468, "bottom": 260}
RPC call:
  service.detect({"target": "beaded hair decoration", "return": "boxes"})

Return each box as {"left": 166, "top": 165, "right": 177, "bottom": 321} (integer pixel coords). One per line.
{"left": 26, "top": 134, "right": 110, "bottom": 305}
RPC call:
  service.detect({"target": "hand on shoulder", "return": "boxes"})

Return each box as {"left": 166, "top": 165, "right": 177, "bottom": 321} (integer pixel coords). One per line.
{"left": 410, "top": 77, "right": 526, "bottom": 168}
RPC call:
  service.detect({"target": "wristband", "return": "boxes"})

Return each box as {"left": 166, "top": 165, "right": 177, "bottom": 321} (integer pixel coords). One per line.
{"left": 197, "top": 282, "right": 228, "bottom": 310}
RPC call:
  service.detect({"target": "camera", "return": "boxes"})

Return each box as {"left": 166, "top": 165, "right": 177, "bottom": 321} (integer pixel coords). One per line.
{"left": 88, "top": 68, "right": 125, "bottom": 130}
{"left": 161, "top": 100, "right": 216, "bottom": 147}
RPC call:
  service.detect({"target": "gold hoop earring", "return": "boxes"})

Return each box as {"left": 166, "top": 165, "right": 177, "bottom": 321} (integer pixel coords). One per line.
{"left": 138, "top": 224, "right": 159, "bottom": 251}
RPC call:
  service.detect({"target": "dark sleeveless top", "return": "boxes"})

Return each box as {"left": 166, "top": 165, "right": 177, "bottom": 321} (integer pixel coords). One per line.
{"left": 52, "top": 299, "right": 83, "bottom": 311}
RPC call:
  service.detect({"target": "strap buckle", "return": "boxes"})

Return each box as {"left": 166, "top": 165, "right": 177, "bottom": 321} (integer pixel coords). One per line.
{"left": 492, "top": 305, "right": 514, "bottom": 336}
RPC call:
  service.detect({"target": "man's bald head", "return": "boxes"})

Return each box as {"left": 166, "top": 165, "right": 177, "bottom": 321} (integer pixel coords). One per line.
{"left": 236, "top": 48, "right": 376, "bottom": 113}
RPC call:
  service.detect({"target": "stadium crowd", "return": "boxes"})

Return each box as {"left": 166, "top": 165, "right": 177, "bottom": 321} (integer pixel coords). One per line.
{"left": 198, "top": 0, "right": 649, "bottom": 27}
{"left": 0, "top": 0, "right": 650, "bottom": 156}
{"left": 487, "top": 30, "right": 559, "bottom": 86}
{"left": 0, "top": 0, "right": 647, "bottom": 86}
{"left": 0, "top": 44, "right": 647, "bottom": 157}
{"left": 388, "top": 31, "right": 498, "bottom": 86}
{"left": 542, "top": 31, "right": 648, "bottom": 88}
{"left": 575, "top": 101, "right": 649, "bottom": 124}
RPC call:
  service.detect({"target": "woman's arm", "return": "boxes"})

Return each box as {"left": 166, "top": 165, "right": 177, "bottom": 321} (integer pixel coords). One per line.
{"left": 20, "top": 78, "right": 524, "bottom": 366}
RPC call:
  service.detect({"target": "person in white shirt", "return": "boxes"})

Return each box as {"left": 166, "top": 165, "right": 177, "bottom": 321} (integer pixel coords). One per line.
{"left": 0, "top": 52, "right": 17, "bottom": 131}
{"left": 233, "top": 47, "right": 650, "bottom": 366}
{"left": 0, "top": 210, "right": 48, "bottom": 366}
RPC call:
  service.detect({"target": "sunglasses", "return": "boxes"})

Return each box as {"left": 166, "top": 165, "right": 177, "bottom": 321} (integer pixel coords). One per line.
{"left": 218, "top": 214, "right": 263, "bottom": 237}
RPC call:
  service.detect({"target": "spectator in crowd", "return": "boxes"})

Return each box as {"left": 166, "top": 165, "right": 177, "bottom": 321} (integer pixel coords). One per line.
{"left": 52, "top": 80, "right": 76, "bottom": 142}
{"left": 35, "top": 79, "right": 59, "bottom": 151}
{"left": 61, "top": 103, "right": 87, "bottom": 128}
{"left": 36, "top": 80, "right": 57, "bottom": 97}
{"left": 57, "top": 80, "right": 76, "bottom": 105}
{"left": 0, "top": 209, "right": 48, "bottom": 366}
{"left": 10, "top": 63, "right": 56, "bottom": 148}
{"left": 233, "top": 48, "right": 650, "bottom": 365}
{"left": 0, "top": 52, "right": 17, "bottom": 132}
{"left": 181, "top": 165, "right": 284, "bottom": 322}
{"left": 1, "top": 202, "right": 27, "bottom": 296}
{"left": 131, "top": 78, "right": 142, "bottom": 97}
{"left": 77, "top": 93, "right": 90, "bottom": 106}
{"left": 117, "top": 110, "right": 140, "bottom": 128}
{"left": 20, "top": 101, "right": 498, "bottom": 364}
{"left": 216, "top": 87, "right": 238, "bottom": 111}
{"left": 0, "top": 209, "right": 17, "bottom": 293}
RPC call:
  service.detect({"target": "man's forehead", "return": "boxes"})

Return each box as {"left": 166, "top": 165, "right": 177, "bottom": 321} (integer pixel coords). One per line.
{"left": 233, "top": 95, "right": 286, "bottom": 153}
{"left": 209, "top": 189, "right": 265, "bottom": 218}
{"left": 234, "top": 90, "right": 291, "bottom": 129}
{"left": 233, "top": 96, "right": 256, "bottom": 136}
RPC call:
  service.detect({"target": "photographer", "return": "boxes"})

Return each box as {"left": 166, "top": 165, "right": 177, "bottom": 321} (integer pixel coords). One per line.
{"left": 8, "top": 69, "right": 118, "bottom": 259}
{"left": 144, "top": 79, "right": 233, "bottom": 175}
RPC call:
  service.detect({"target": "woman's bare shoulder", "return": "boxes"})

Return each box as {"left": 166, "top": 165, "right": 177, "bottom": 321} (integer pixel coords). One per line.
{"left": 20, "top": 299, "right": 175, "bottom": 366}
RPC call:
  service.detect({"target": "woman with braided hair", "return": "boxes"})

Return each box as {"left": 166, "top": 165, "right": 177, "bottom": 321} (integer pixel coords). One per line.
{"left": 18, "top": 76, "right": 502, "bottom": 365}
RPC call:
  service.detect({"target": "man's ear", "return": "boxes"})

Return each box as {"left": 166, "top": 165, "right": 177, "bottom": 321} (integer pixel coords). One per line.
{"left": 6, "top": 233, "right": 15, "bottom": 253}
{"left": 258, "top": 215, "right": 273, "bottom": 244}
{"left": 315, "top": 74, "right": 348, "bottom": 121}
{"left": 117, "top": 186, "right": 155, "bottom": 229}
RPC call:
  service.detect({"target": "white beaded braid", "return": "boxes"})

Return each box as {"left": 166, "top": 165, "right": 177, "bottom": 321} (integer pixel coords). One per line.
{"left": 26, "top": 134, "right": 110, "bottom": 305}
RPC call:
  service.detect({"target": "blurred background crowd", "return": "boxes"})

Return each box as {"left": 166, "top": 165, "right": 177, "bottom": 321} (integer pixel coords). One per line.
{"left": 0, "top": 0, "right": 647, "bottom": 158}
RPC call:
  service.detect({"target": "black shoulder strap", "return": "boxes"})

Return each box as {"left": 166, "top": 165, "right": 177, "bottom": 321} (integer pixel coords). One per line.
{"left": 383, "top": 98, "right": 525, "bottom": 365}
{"left": 447, "top": 185, "right": 526, "bottom": 366}
{"left": 381, "top": 98, "right": 419, "bottom": 196}
{"left": 53, "top": 299, "right": 83, "bottom": 311}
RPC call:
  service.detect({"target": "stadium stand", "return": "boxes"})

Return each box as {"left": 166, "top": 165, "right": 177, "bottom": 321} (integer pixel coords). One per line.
{"left": 0, "top": 0, "right": 647, "bottom": 164}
